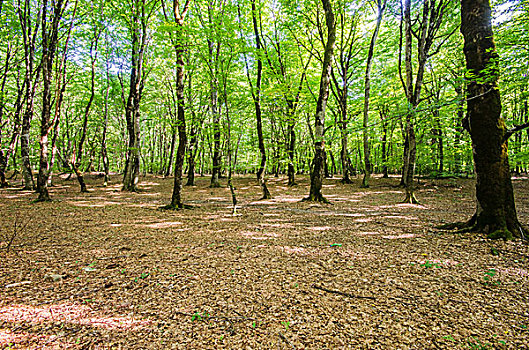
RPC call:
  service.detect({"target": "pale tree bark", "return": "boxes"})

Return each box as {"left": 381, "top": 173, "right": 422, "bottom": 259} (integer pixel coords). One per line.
{"left": 305, "top": 0, "right": 335, "bottom": 203}
{"left": 361, "top": 0, "right": 386, "bottom": 188}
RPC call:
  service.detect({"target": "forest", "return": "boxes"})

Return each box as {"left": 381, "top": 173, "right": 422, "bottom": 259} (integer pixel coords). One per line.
{"left": 1, "top": 0, "right": 529, "bottom": 348}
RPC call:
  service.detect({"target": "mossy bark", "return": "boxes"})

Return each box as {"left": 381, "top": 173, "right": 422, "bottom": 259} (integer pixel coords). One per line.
{"left": 459, "top": 0, "right": 527, "bottom": 239}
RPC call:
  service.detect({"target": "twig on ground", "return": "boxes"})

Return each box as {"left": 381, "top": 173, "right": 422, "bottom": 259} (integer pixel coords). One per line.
{"left": 312, "top": 284, "right": 376, "bottom": 300}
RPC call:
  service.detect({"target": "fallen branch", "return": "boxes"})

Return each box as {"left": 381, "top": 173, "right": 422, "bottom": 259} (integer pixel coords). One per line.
{"left": 278, "top": 331, "right": 297, "bottom": 349}
{"left": 312, "top": 284, "right": 376, "bottom": 300}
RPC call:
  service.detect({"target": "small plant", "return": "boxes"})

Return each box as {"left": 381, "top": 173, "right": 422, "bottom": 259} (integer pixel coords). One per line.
{"left": 191, "top": 311, "right": 209, "bottom": 322}
{"left": 483, "top": 269, "right": 501, "bottom": 285}
{"left": 281, "top": 321, "right": 290, "bottom": 331}
{"left": 420, "top": 260, "right": 441, "bottom": 268}
{"left": 466, "top": 336, "right": 491, "bottom": 349}
{"left": 443, "top": 335, "right": 455, "bottom": 342}
{"left": 133, "top": 272, "right": 150, "bottom": 282}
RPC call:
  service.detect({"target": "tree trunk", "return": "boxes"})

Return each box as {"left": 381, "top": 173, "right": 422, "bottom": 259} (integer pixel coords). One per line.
{"left": 250, "top": 0, "right": 271, "bottom": 200}
{"left": 165, "top": 1, "right": 190, "bottom": 209}
{"left": 210, "top": 77, "right": 221, "bottom": 188}
{"left": 122, "top": 0, "right": 149, "bottom": 192}
{"left": 459, "top": 0, "right": 527, "bottom": 239}
{"left": 36, "top": 0, "right": 70, "bottom": 202}
{"left": 287, "top": 110, "right": 296, "bottom": 186}
{"left": 305, "top": 0, "right": 335, "bottom": 203}
{"left": 361, "top": 0, "right": 386, "bottom": 188}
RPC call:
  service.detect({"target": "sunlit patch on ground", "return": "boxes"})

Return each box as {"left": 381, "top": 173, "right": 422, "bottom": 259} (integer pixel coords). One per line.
{"left": 382, "top": 233, "right": 418, "bottom": 239}
{"left": 416, "top": 259, "right": 460, "bottom": 266}
{"left": 498, "top": 267, "right": 529, "bottom": 277}
{"left": 0, "top": 303, "right": 151, "bottom": 331}
{"left": 141, "top": 221, "right": 183, "bottom": 229}
{"left": 241, "top": 231, "right": 280, "bottom": 240}
{"left": 308, "top": 226, "right": 333, "bottom": 231}
{"left": 278, "top": 246, "right": 307, "bottom": 254}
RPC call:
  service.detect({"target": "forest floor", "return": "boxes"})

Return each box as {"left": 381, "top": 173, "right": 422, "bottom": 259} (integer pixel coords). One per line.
{"left": 1, "top": 173, "right": 529, "bottom": 349}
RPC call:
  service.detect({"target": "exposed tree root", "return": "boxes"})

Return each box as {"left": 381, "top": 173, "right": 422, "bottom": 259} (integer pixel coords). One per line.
{"left": 260, "top": 184, "right": 272, "bottom": 200}
{"left": 437, "top": 213, "right": 528, "bottom": 240}
{"left": 402, "top": 192, "right": 419, "bottom": 204}
{"left": 302, "top": 194, "right": 331, "bottom": 204}
{"left": 340, "top": 177, "right": 354, "bottom": 184}
{"left": 159, "top": 203, "right": 194, "bottom": 210}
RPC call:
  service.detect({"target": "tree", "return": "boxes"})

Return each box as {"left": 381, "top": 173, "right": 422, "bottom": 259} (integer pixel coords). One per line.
{"left": 121, "top": 0, "right": 158, "bottom": 192}
{"left": 399, "top": 0, "right": 454, "bottom": 203}
{"left": 162, "top": 0, "right": 191, "bottom": 209}
{"left": 361, "top": 0, "right": 387, "bottom": 188}
{"left": 36, "top": 0, "right": 75, "bottom": 201}
{"left": 243, "top": 0, "right": 271, "bottom": 199}
{"left": 454, "top": 0, "right": 528, "bottom": 239}
{"left": 305, "top": 0, "right": 335, "bottom": 203}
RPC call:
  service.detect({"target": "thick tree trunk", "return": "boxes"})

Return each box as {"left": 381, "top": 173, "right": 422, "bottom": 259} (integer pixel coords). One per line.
{"left": 459, "top": 0, "right": 527, "bottom": 239}
{"left": 210, "top": 81, "right": 221, "bottom": 188}
{"left": 305, "top": 0, "right": 335, "bottom": 203}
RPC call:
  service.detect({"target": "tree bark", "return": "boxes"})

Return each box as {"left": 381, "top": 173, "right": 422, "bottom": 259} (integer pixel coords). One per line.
{"left": 459, "top": 0, "right": 527, "bottom": 239}
{"left": 36, "top": 0, "right": 71, "bottom": 202}
{"left": 305, "top": 0, "right": 335, "bottom": 203}
{"left": 164, "top": 0, "right": 190, "bottom": 209}
{"left": 123, "top": 0, "right": 149, "bottom": 192}
{"left": 250, "top": 0, "right": 271, "bottom": 199}
{"left": 361, "top": 0, "right": 386, "bottom": 188}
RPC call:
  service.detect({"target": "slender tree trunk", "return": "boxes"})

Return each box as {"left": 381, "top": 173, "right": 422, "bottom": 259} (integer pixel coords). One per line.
{"left": 286, "top": 108, "right": 296, "bottom": 186}
{"left": 305, "top": 0, "right": 335, "bottom": 203}
{"left": 457, "top": 0, "right": 527, "bottom": 239}
{"left": 101, "top": 52, "right": 111, "bottom": 186}
{"left": 73, "top": 35, "right": 99, "bottom": 193}
{"left": 210, "top": 91, "right": 221, "bottom": 187}
{"left": 361, "top": 0, "right": 386, "bottom": 188}
{"left": 19, "top": 1, "right": 40, "bottom": 191}
{"left": 165, "top": 126, "right": 176, "bottom": 177}
{"left": 123, "top": 0, "right": 148, "bottom": 192}
{"left": 250, "top": 0, "right": 271, "bottom": 199}
{"left": 36, "top": 0, "right": 70, "bottom": 202}
{"left": 165, "top": 1, "right": 191, "bottom": 209}
{"left": 186, "top": 126, "right": 197, "bottom": 186}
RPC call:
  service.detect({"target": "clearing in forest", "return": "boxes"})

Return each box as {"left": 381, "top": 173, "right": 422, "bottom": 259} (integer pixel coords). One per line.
{"left": 1, "top": 174, "right": 528, "bottom": 349}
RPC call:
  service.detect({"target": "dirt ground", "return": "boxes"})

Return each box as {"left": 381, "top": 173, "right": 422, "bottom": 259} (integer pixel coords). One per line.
{"left": 0, "top": 173, "right": 528, "bottom": 349}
